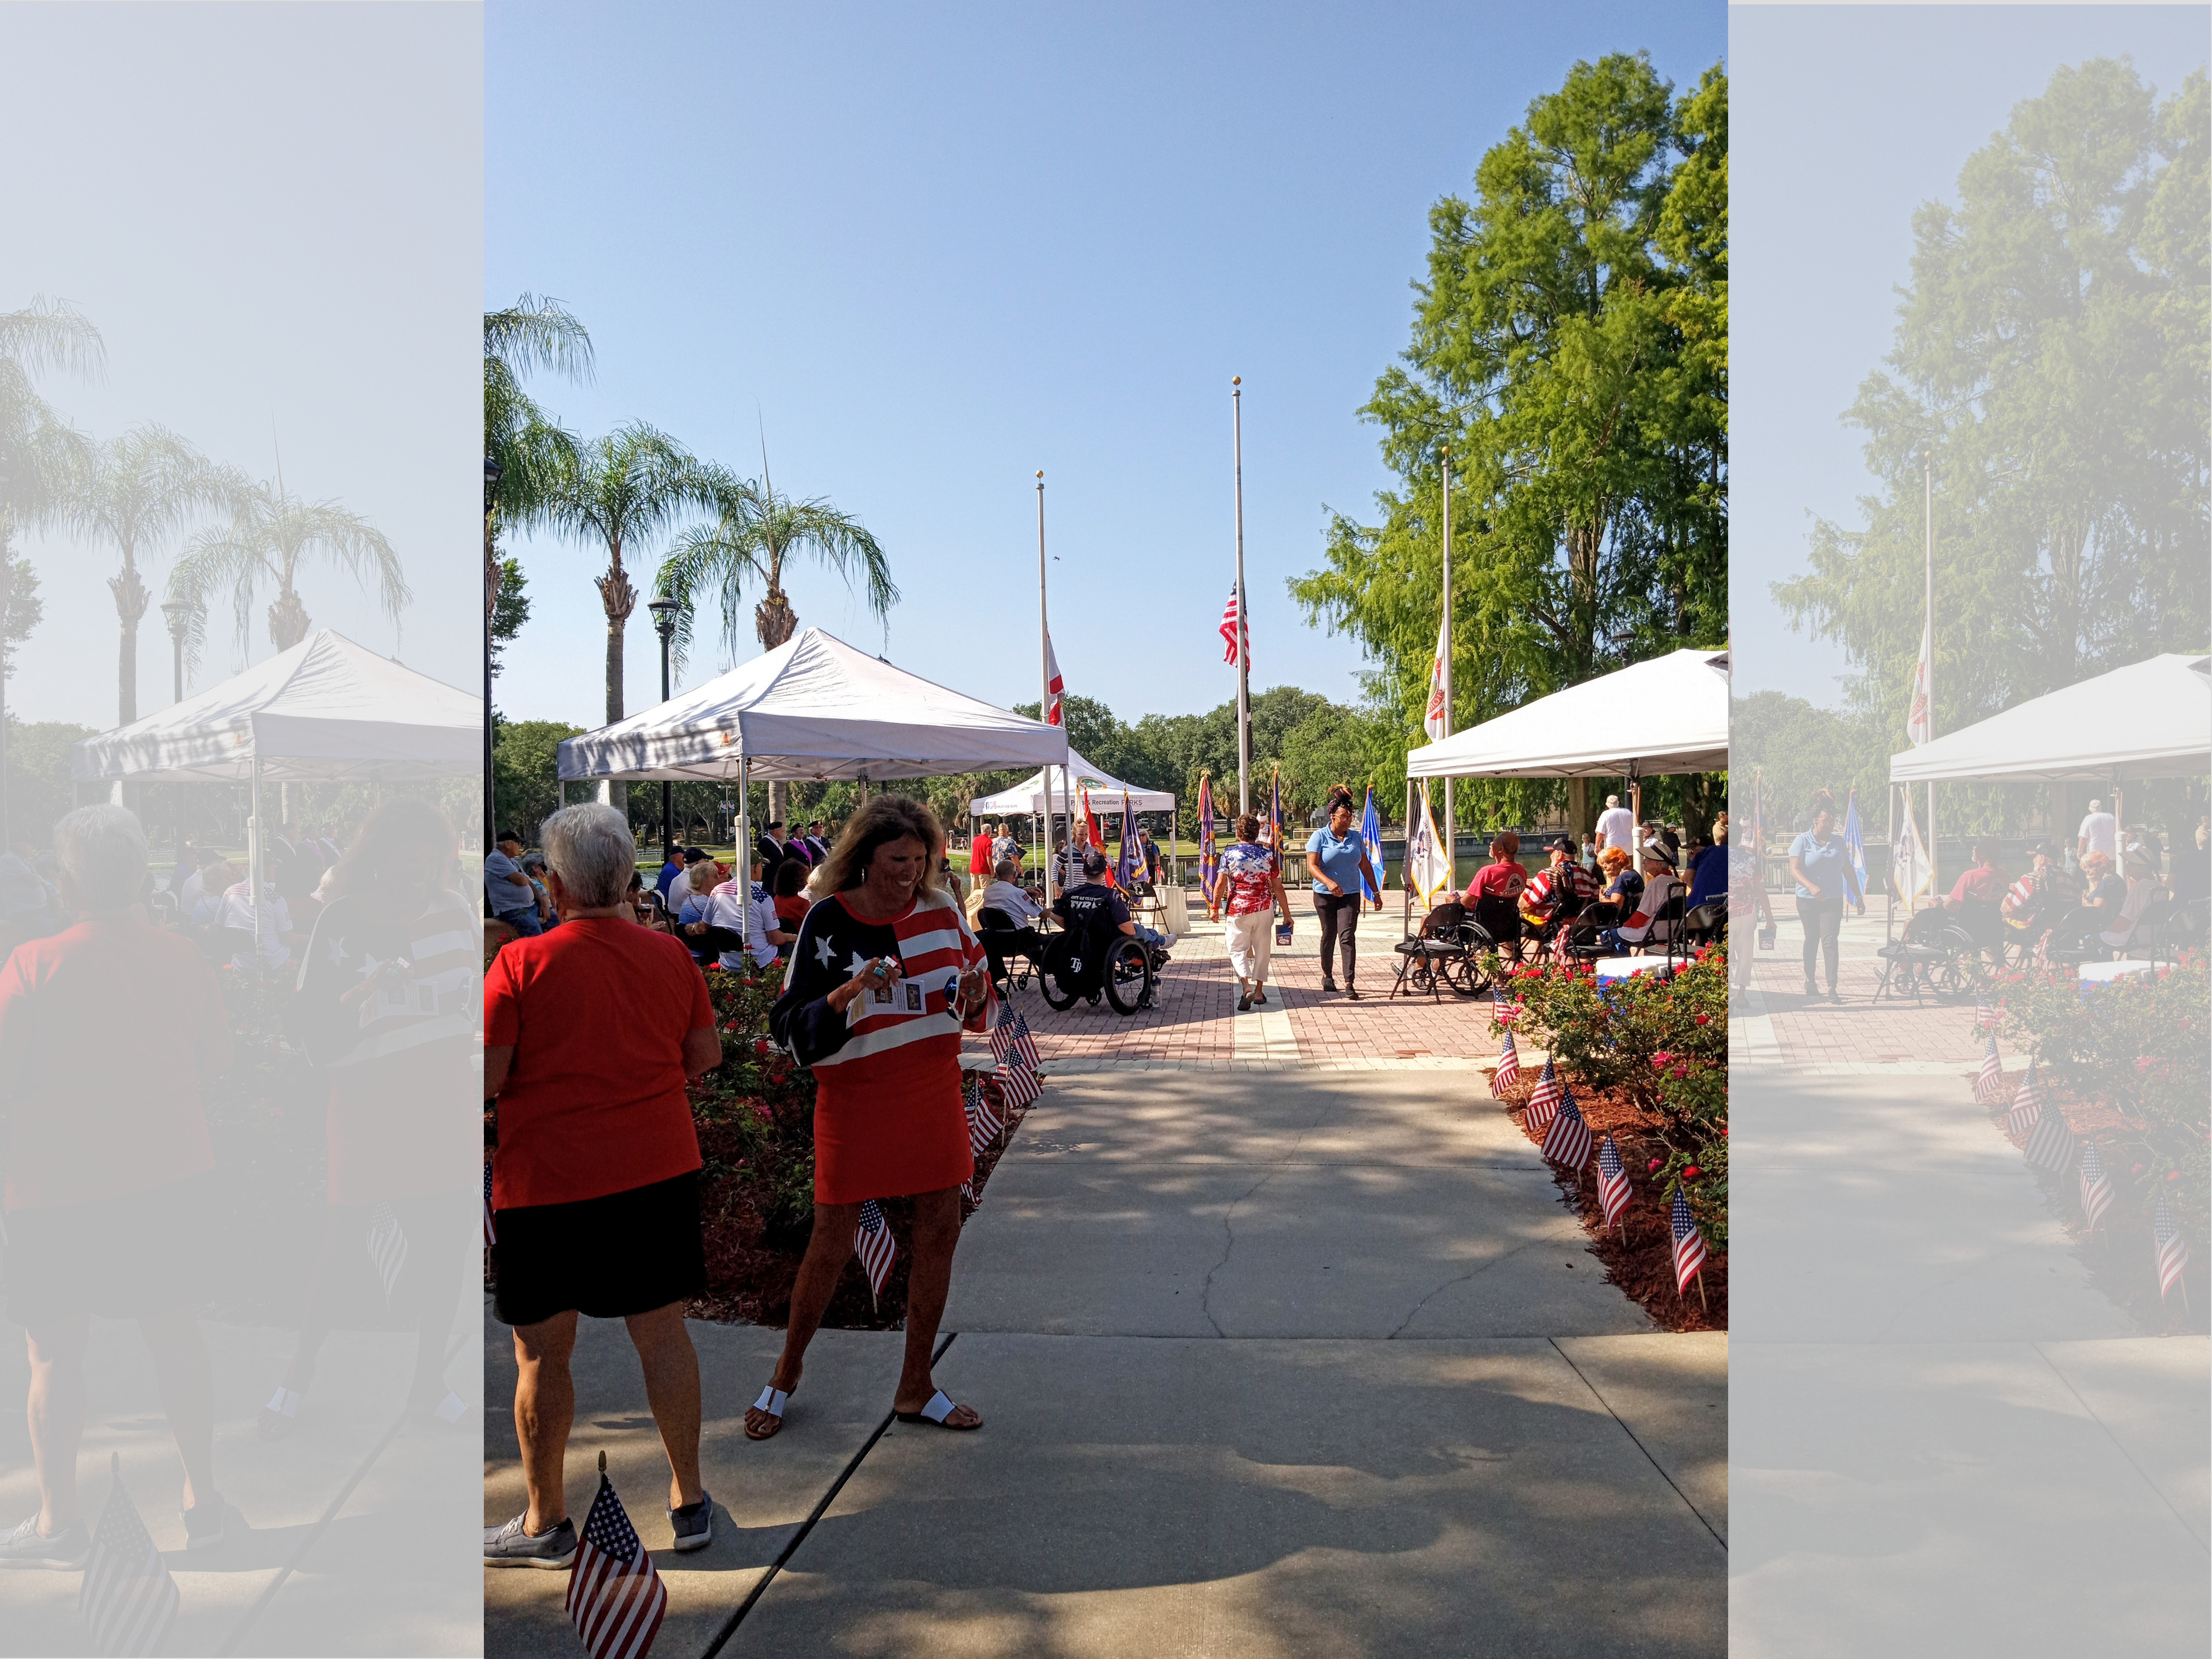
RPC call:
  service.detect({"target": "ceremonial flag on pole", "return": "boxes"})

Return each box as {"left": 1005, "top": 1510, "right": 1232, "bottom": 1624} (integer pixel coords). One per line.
{"left": 1043, "top": 631, "right": 1064, "bottom": 727}
{"left": 2006, "top": 1059, "right": 2044, "bottom": 1137}
{"left": 366, "top": 1201, "right": 408, "bottom": 1305}
{"left": 567, "top": 1457, "right": 668, "bottom": 1659}
{"left": 1268, "top": 767, "right": 1283, "bottom": 852}
{"left": 1974, "top": 1036, "right": 2004, "bottom": 1102}
{"left": 994, "top": 1061, "right": 1041, "bottom": 1113}
{"left": 1198, "top": 773, "right": 1219, "bottom": 906}
{"left": 1539, "top": 1088, "right": 1593, "bottom": 1170}
{"left": 1671, "top": 1190, "right": 1707, "bottom": 1295}
{"left": 2022, "top": 1080, "right": 2075, "bottom": 1172}
{"left": 1524, "top": 1059, "right": 1563, "bottom": 1132}
{"left": 853, "top": 1200, "right": 896, "bottom": 1304}
{"left": 1842, "top": 789, "right": 1867, "bottom": 897}
{"left": 1078, "top": 785, "right": 1111, "bottom": 886}
{"left": 2078, "top": 1142, "right": 2113, "bottom": 1234}
{"left": 1359, "top": 786, "right": 1383, "bottom": 902}
{"left": 1491, "top": 1030, "right": 1519, "bottom": 1096}
{"left": 1423, "top": 610, "right": 1451, "bottom": 741}
{"left": 1597, "top": 1136, "right": 1632, "bottom": 1233}
{"left": 989, "top": 1010, "right": 1041, "bottom": 1072}
{"left": 1892, "top": 789, "right": 1933, "bottom": 908}
{"left": 1219, "top": 585, "right": 1246, "bottom": 666}
{"left": 1906, "top": 608, "right": 1934, "bottom": 746}
{"left": 1117, "top": 787, "right": 1139, "bottom": 889}
{"left": 2155, "top": 1194, "right": 2190, "bottom": 1301}
{"left": 1407, "top": 784, "right": 1453, "bottom": 907}
{"left": 80, "top": 1455, "right": 178, "bottom": 1659}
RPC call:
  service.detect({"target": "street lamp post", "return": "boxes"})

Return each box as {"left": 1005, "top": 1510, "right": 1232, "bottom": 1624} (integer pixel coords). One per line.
{"left": 483, "top": 456, "right": 503, "bottom": 853}
{"left": 648, "top": 597, "right": 680, "bottom": 854}
{"left": 161, "top": 599, "right": 193, "bottom": 878}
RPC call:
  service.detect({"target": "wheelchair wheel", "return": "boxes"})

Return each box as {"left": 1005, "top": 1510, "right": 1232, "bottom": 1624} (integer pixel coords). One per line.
{"left": 1039, "top": 965, "right": 1080, "bottom": 1011}
{"left": 1104, "top": 936, "right": 1153, "bottom": 1014}
{"left": 1931, "top": 957, "right": 1974, "bottom": 1002}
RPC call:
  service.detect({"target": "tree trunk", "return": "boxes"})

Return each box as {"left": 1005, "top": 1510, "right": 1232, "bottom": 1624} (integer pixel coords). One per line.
{"left": 267, "top": 588, "right": 312, "bottom": 652}
{"left": 598, "top": 561, "right": 636, "bottom": 819}
{"left": 1568, "top": 778, "right": 1592, "bottom": 840}
{"left": 110, "top": 566, "right": 149, "bottom": 727}
{"left": 757, "top": 586, "right": 797, "bottom": 831}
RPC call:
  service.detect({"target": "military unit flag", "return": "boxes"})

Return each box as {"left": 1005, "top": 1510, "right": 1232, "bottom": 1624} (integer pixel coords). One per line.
{"left": 80, "top": 1455, "right": 178, "bottom": 1659}
{"left": 854, "top": 1200, "right": 897, "bottom": 1304}
{"left": 1597, "top": 1136, "right": 1632, "bottom": 1234}
{"left": 567, "top": 1458, "right": 668, "bottom": 1659}
{"left": 1539, "top": 1088, "right": 1593, "bottom": 1171}
{"left": 2078, "top": 1142, "right": 2113, "bottom": 1235}
{"left": 1524, "top": 1059, "right": 1563, "bottom": 1133}
{"left": 1491, "top": 1031, "right": 1519, "bottom": 1096}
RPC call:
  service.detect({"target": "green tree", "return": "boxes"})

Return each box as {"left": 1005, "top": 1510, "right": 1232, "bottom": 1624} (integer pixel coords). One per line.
{"left": 64, "top": 425, "right": 232, "bottom": 725}
{"left": 0, "top": 296, "right": 100, "bottom": 527}
{"left": 493, "top": 719, "right": 586, "bottom": 843}
{"left": 484, "top": 294, "right": 590, "bottom": 652}
{"left": 1293, "top": 54, "right": 1728, "bottom": 837}
{"left": 1776, "top": 61, "right": 2207, "bottom": 754}
{"left": 489, "top": 555, "right": 530, "bottom": 682}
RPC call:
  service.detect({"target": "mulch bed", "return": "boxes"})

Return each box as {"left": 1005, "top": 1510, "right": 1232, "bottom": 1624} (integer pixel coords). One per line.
{"left": 683, "top": 1068, "right": 1040, "bottom": 1331}
{"left": 1977, "top": 1065, "right": 2207, "bottom": 1336}
{"left": 1492, "top": 1066, "right": 1727, "bottom": 1333}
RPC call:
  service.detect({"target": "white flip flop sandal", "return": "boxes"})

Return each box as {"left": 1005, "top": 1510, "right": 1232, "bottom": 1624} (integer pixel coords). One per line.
{"left": 894, "top": 1389, "right": 979, "bottom": 1429}
{"left": 259, "top": 1385, "right": 302, "bottom": 1440}
{"left": 746, "top": 1384, "right": 791, "bottom": 1440}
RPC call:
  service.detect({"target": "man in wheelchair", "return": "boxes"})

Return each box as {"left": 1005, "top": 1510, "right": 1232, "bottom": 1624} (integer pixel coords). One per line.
{"left": 1054, "top": 850, "right": 1174, "bottom": 966}
{"left": 1040, "top": 850, "right": 1171, "bottom": 1012}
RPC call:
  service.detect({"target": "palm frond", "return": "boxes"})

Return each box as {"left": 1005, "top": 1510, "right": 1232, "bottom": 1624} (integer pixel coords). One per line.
{"left": 0, "top": 296, "right": 105, "bottom": 382}
{"left": 483, "top": 294, "right": 594, "bottom": 384}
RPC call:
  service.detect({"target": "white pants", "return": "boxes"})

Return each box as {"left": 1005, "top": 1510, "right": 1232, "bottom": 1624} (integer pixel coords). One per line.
{"left": 1226, "top": 909, "right": 1276, "bottom": 981}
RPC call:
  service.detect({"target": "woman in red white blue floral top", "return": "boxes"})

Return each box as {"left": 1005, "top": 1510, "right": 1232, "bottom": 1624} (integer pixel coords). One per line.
{"left": 1220, "top": 812, "right": 1291, "bottom": 1012}
{"left": 755, "top": 797, "right": 993, "bottom": 1439}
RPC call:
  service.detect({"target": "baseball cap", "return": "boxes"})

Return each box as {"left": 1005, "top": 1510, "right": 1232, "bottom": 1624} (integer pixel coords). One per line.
{"left": 1548, "top": 835, "right": 1575, "bottom": 853}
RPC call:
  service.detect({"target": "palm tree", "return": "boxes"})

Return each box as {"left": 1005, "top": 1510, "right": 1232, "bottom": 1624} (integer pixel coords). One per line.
{"left": 167, "top": 472, "right": 409, "bottom": 671}
{"left": 0, "top": 296, "right": 101, "bottom": 529}
{"left": 484, "top": 294, "right": 591, "bottom": 617}
{"left": 655, "top": 461, "right": 896, "bottom": 823}
{"left": 539, "top": 422, "right": 720, "bottom": 735}
{"left": 65, "top": 425, "right": 232, "bottom": 725}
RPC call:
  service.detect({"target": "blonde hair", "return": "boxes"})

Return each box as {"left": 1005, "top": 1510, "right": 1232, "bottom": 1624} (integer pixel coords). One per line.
{"left": 686, "top": 861, "right": 719, "bottom": 894}
{"left": 814, "top": 795, "right": 947, "bottom": 900}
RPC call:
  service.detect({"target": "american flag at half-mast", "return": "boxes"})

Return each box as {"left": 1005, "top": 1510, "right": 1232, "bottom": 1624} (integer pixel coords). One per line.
{"left": 2006, "top": 1059, "right": 2045, "bottom": 1137}
{"left": 994, "top": 1062, "right": 1041, "bottom": 1113}
{"left": 2022, "top": 1082, "right": 2075, "bottom": 1172}
{"left": 1596, "top": 1136, "right": 1631, "bottom": 1232}
{"left": 1219, "top": 584, "right": 1246, "bottom": 666}
{"left": 964, "top": 1072, "right": 1005, "bottom": 1160}
{"left": 1670, "top": 1190, "right": 1707, "bottom": 1294}
{"left": 567, "top": 1455, "right": 667, "bottom": 1659}
{"left": 80, "top": 1454, "right": 178, "bottom": 1659}
{"left": 366, "top": 1201, "right": 408, "bottom": 1304}
{"left": 1491, "top": 1030, "right": 1519, "bottom": 1096}
{"left": 990, "top": 1011, "right": 1042, "bottom": 1072}
{"left": 1524, "top": 1059, "right": 1563, "bottom": 1132}
{"left": 2154, "top": 1194, "right": 2190, "bottom": 1301}
{"left": 1974, "top": 1036, "right": 2004, "bottom": 1102}
{"left": 854, "top": 1200, "right": 897, "bottom": 1304}
{"left": 1539, "top": 1088, "right": 1593, "bottom": 1170}
{"left": 2078, "top": 1142, "right": 2113, "bottom": 1234}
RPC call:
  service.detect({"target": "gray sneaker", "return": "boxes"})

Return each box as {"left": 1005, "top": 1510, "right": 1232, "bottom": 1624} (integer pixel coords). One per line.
{"left": 668, "top": 1491, "right": 714, "bottom": 1553}
{"left": 0, "top": 1513, "right": 90, "bottom": 1570}
{"left": 483, "top": 1512, "right": 577, "bottom": 1568}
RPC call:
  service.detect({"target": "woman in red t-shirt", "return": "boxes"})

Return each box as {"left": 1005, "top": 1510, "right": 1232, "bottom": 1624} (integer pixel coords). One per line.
{"left": 770, "top": 858, "right": 812, "bottom": 956}
{"left": 1462, "top": 833, "right": 1529, "bottom": 960}
{"left": 482, "top": 802, "right": 726, "bottom": 1568}
{"left": 754, "top": 796, "right": 992, "bottom": 1442}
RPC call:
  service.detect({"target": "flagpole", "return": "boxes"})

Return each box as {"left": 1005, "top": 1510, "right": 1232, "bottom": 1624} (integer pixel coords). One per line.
{"left": 1037, "top": 470, "right": 1055, "bottom": 919}
{"left": 1924, "top": 452, "right": 1936, "bottom": 904}
{"left": 1440, "top": 445, "right": 1454, "bottom": 884}
{"left": 1233, "top": 376, "right": 1250, "bottom": 816}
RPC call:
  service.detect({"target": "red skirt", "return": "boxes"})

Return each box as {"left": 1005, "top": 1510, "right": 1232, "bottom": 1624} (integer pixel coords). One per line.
{"left": 811, "top": 1046, "right": 974, "bottom": 1205}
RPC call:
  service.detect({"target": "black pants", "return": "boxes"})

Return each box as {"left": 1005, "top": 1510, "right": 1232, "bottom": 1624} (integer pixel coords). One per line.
{"left": 1314, "top": 892, "right": 1360, "bottom": 983}
{"left": 1798, "top": 896, "right": 1843, "bottom": 987}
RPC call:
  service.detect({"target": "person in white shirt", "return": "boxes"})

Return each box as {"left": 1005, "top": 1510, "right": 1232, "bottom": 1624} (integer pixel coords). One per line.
{"left": 2077, "top": 799, "right": 2118, "bottom": 862}
{"left": 1594, "top": 795, "right": 1636, "bottom": 855}
{"left": 691, "top": 860, "right": 789, "bottom": 970}
{"left": 1604, "top": 845, "right": 1681, "bottom": 951}
{"left": 219, "top": 876, "right": 297, "bottom": 968}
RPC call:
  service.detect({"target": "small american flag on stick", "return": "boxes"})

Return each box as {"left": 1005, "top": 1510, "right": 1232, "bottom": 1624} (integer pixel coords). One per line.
{"left": 1596, "top": 1136, "right": 1630, "bottom": 1234}
{"left": 2005, "top": 1060, "right": 2044, "bottom": 1138}
{"left": 2022, "top": 1084, "right": 2074, "bottom": 1173}
{"left": 964, "top": 1073, "right": 1005, "bottom": 1160}
{"left": 80, "top": 1454, "right": 178, "bottom": 1658}
{"left": 567, "top": 1454, "right": 667, "bottom": 1659}
{"left": 854, "top": 1200, "right": 897, "bottom": 1304}
{"left": 1974, "top": 1036, "right": 2004, "bottom": 1102}
{"left": 1491, "top": 1031, "right": 1519, "bottom": 1096}
{"left": 366, "top": 1201, "right": 408, "bottom": 1304}
{"left": 483, "top": 1160, "right": 497, "bottom": 1249}
{"left": 1671, "top": 1189, "right": 1707, "bottom": 1304}
{"left": 1523, "top": 1059, "right": 1562, "bottom": 1133}
{"left": 990, "top": 1012, "right": 1042, "bottom": 1072}
{"left": 1976, "top": 993, "right": 2001, "bottom": 1031}
{"left": 2154, "top": 1194, "right": 2190, "bottom": 1307}
{"left": 1539, "top": 1088, "right": 1592, "bottom": 1171}
{"left": 1491, "top": 987, "right": 1521, "bottom": 1029}
{"left": 994, "top": 1062, "right": 1040, "bottom": 1113}
{"left": 2078, "top": 1142, "right": 2113, "bottom": 1235}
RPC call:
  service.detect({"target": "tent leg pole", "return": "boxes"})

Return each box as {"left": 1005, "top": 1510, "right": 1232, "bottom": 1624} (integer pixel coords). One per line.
{"left": 248, "top": 756, "right": 265, "bottom": 967}
{"left": 1884, "top": 783, "right": 1895, "bottom": 945}
{"left": 736, "top": 759, "right": 749, "bottom": 877}
{"left": 1404, "top": 778, "right": 1414, "bottom": 940}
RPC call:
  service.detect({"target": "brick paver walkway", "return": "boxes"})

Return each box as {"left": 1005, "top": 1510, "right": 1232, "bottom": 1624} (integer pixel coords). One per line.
{"left": 1736, "top": 909, "right": 1989, "bottom": 1071}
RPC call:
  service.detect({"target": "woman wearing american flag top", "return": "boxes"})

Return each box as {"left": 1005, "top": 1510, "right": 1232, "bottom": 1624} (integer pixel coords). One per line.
{"left": 753, "top": 797, "right": 993, "bottom": 1440}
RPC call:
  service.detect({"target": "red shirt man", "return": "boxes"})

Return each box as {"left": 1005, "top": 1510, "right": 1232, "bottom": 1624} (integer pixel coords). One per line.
{"left": 969, "top": 827, "right": 995, "bottom": 878}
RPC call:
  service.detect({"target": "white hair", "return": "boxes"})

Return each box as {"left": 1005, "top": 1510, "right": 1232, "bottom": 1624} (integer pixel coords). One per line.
{"left": 995, "top": 856, "right": 1021, "bottom": 881}
{"left": 1605, "top": 795, "right": 1620, "bottom": 808}
{"left": 2088, "top": 798, "right": 2104, "bottom": 811}
{"left": 55, "top": 804, "right": 148, "bottom": 906}
{"left": 539, "top": 803, "right": 635, "bottom": 909}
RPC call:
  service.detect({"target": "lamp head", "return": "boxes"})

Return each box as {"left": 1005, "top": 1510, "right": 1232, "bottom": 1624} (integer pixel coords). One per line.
{"left": 647, "top": 596, "right": 680, "bottom": 639}
{"left": 160, "top": 599, "right": 193, "bottom": 640}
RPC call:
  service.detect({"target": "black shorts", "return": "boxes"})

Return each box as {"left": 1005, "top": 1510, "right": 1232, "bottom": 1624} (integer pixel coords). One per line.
{"left": 2, "top": 1174, "right": 212, "bottom": 1330}
{"left": 490, "top": 1170, "right": 704, "bottom": 1328}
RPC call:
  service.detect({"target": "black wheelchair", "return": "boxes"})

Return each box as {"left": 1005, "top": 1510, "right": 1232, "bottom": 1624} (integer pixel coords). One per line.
{"left": 1872, "top": 905, "right": 1979, "bottom": 1003}
{"left": 1036, "top": 912, "right": 1158, "bottom": 1014}
{"left": 1387, "top": 900, "right": 1498, "bottom": 1001}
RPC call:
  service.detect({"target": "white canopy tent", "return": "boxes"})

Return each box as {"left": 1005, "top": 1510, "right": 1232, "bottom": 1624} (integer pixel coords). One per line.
{"left": 1406, "top": 648, "right": 1731, "bottom": 781}
{"left": 557, "top": 627, "right": 1068, "bottom": 870}
{"left": 69, "top": 628, "right": 483, "bottom": 953}
{"left": 1888, "top": 653, "right": 2211, "bottom": 785}
{"left": 968, "top": 748, "right": 1175, "bottom": 817}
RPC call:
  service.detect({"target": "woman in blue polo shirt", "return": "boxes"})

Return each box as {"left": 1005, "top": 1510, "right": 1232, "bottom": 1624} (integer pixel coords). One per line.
{"left": 1788, "top": 790, "right": 1860, "bottom": 1002}
{"left": 1305, "top": 788, "right": 1379, "bottom": 998}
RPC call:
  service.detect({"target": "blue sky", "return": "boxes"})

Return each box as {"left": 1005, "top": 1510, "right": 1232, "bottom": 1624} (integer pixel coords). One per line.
{"left": 1731, "top": 3, "right": 2208, "bottom": 707}
{"left": 487, "top": 2, "right": 1725, "bottom": 729}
